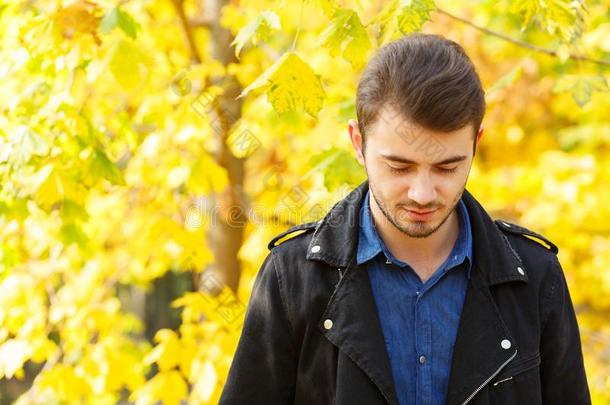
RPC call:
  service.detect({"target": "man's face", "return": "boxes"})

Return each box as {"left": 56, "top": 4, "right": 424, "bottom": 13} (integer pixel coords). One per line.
{"left": 350, "top": 104, "right": 479, "bottom": 238}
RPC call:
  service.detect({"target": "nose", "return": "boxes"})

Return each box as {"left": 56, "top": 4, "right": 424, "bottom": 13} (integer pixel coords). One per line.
{"left": 407, "top": 171, "right": 437, "bottom": 208}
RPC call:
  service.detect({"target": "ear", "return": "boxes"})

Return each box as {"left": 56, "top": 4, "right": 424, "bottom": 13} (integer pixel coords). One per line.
{"left": 348, "top": 119, "right": 365, "bottom": 166}
{"left": 475, "top": 125, "right": 484, "bottom": 147}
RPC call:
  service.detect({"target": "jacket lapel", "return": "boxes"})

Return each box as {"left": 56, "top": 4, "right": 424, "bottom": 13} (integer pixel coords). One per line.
{"left": 444, "top": 265, "right": 519, "bottom": 404}
{"left": 445, "top": 190, "right": 527, "bottom": 404}
{"left": 318, "top": 258, "right": 400, "bottom": 405}
{"left": 306, "top": 180, "right": 399, "bottom": 405}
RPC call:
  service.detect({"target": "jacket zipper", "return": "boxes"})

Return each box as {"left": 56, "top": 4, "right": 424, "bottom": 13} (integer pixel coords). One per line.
{"left": 461, "top": 349, "right": 518, "bottom": 405}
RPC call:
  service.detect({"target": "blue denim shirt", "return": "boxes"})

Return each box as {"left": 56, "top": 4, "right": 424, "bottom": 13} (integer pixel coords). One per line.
{"left": 357, "top": 189, "right": 473, "bottom": 405}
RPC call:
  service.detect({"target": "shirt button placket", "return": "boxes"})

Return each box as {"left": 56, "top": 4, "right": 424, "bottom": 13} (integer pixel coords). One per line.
{"left": 421, "top": 297, "right": 432, "bottom": 404}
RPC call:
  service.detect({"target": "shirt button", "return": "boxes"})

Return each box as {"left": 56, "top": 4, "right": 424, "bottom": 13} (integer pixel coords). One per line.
{"left": 517, "top": 266, "right": 525, "bottom": 276}
{"left": 323, "top": 319, "right": 333, "bottom": 330}
{"left": 419, "top": 355, "right": 426, "bottom": 364}
{"left": 311, "top": 245, "right": 321, "bottom": 253}
{"left": 415, "top": 291, "right": 420, "bottom": 296}
{"left": 501, "top": 339, "right": 512, "bottom": 349}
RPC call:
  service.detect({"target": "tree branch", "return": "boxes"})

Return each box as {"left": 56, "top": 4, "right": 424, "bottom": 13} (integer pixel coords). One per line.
{"left": 171, "top": 0, "right": 202, "bottom": 64}
{"left": 189, "top": 16, "right": 212, "bottom": 28}
{"left": 436, "top": 8, "right": 610, "bottom": 68}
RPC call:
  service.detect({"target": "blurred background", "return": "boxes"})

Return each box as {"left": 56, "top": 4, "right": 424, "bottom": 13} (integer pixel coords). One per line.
{"left": 0, "top": 0, "right": 609, "bottom": 403}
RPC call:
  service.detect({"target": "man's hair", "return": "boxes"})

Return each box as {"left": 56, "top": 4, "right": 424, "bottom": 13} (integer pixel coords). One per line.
{"left": 356, "top": 34, "right": 485, "bottom": 151}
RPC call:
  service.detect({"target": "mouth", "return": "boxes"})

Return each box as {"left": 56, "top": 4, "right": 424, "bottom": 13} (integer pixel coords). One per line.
{"left": 405, "top": 208, "right": 437, "bottom": 220}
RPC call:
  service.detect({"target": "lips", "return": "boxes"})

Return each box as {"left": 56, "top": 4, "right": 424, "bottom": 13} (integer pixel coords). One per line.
{"left": 404, "top": 208, "right": 437, "bottom": 220}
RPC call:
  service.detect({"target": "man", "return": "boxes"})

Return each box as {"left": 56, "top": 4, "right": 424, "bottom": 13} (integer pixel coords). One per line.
{"left": 219, "top": 34, "right": 590, "bottom": 405}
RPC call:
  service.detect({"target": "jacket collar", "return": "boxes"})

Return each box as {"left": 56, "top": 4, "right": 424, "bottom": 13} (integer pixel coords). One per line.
{"left": 307, "top": 179, "right": 527, "bottom": 286}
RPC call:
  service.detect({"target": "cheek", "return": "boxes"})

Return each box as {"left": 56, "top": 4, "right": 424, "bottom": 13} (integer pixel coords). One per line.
{"left": 366, "top": 163, "right": 392, "bottom": 184}
{"left": 440, "top": 178, "right": 468, "bottom": 203}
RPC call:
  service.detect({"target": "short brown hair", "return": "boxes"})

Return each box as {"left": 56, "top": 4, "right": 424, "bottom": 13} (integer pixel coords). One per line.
{"left": 356, "top": 34, "right": 485, "bottom": 151}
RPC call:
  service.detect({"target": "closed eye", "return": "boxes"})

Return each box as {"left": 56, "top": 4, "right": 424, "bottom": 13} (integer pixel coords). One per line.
{"left": 388, "top": 165, "right": 458, "bottom": 174}
{"left": 388, "top": 166, "right": 411, "bottom": 174}
{"left": 437, "top": 166, "right": 458, "bottom": 173}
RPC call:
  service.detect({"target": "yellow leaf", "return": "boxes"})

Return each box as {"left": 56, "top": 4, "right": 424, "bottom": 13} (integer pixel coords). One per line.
{"left": 54, "top": 0, "right": 102, "bottom": 44}
{"left": 240, "top": 52, "right": 326, "bottom": 117}
{"left": 231, "top": 10, "right": 280, "bottom": 58}
{"left": 190, "top": 360, "right": 217, "bottom": 402}
{"left": 319, "top": 8, "right": 372, "bottom": 69}
{"left": 108, "top": 39, "right": 152, "bottom": 90}
{"left": 29, "top": 164, "right": 81, "bottom": 209}
{"left": 131, "top": 370, "right": 187, "bottom": 405}
{"left": 144, "top": 329, "right": 181, "bottom": 371}
{"left": 0, "top": 339, "right": 31, "bottom": 379}
{"left": 37, "top": 363, "right": 91, "bottom": 402}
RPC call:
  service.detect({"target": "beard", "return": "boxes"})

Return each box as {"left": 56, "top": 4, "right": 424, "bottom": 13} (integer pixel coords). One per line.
{"left": 369, "top": 181, "right": 464, "bottom": 239}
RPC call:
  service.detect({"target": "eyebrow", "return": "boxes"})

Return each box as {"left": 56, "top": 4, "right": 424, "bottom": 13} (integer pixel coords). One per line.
{"left": 380, "top": 153, "right": 468, "bottom": 165}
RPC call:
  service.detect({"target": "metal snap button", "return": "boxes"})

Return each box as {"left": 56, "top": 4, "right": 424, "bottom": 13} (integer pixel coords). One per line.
{"left": 323, "top": 319, "right": 333, "bottom": 330}
{"left": 311, "top": 245, "right": 321, "bottom": 253}
{"left": 517, "top": 266, "right": 525, "bottom": 276}
{"left": 501, "top": 339, "right": 511, "bottom": 350}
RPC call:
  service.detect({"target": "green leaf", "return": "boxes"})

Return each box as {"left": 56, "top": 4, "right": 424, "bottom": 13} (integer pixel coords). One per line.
{"left": 554, "top": 75, "right": 609, "bottom": 107}
{"left": 0, "top": 243, "right": 19, "bottom": 275}
{"left": 396, "top": 0, "right": 435, "bottom": 34}
{"left": 60, "top": 199, "right": 89, "bottom": 222}
{"left": 88, "top": 148, "right": 126, "bottom": 186}
{"left": 510, "top": 0, "right": 585, "bottom": 42}
{"left": 309, "top": 147, "right": 366, "bottom": 191}
{"left": 0, "top": 198, "right": 28, "bottom": 221}
{"left": 231, "top": 10, "right": 280, "bottom": 58}
{"left": 374, "top": 0, "right": 401, "bottom": 42}
{"left": 240, "top": 52, "right": 326, "bottom": 118}
{"left": 373, "top": 0, "right": 435, "bottom": 42}
{"left": 100, "top": 7, "right": 141, "bottom": 39}
{"left": 319, "top": 8, "right": 372, "bottom": 69}
{"left": 59, "top": 222, "right": 88, "bottom": 248}
{"left": 571, "top": 79, "right": 592, "bottom": 107}
{"left": 306, "top": 0, "right": 338, "bottom": 18}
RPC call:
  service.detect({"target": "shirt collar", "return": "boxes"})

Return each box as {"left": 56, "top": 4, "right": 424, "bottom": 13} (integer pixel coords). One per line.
{"left": 356, "top": 189, "right": 473, "bottom": 278}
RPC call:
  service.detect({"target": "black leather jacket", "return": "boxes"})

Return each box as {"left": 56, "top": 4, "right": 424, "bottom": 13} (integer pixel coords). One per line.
{"left": 219, "top": 180, "right": 591, "bottom": 405}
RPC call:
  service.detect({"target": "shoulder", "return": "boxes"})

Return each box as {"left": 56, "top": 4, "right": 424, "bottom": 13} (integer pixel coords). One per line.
{"left": 267, "top": 221, "right": 320, "bottom": 251}
{"left": 494, "top": 219, "right": 559, "bottom": 255}
{"left": 495, "top": 219, "right": 564, "bottom": 299}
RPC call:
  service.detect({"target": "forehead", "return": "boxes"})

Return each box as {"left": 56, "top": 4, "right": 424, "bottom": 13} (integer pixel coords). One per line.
{"left": 367, "top": 104, "right": 473, "bottom": 162}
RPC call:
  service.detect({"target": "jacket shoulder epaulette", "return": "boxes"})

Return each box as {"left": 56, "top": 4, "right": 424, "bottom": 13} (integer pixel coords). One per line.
{"left": 495, "top": 219, "right": 559, "bottom": 254}
{"left": 267, "top": 221, "right": 319, "bottom": 250}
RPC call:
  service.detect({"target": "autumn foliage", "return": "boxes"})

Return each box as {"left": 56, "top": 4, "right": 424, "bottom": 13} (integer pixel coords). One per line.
{"left": 0, "top": 0, "right": 609, "bottom": 403}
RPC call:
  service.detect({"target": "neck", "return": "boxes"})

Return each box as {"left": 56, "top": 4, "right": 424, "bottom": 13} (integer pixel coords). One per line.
{"left": 369, "top": 193, "right": 460, "bottom": 264}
